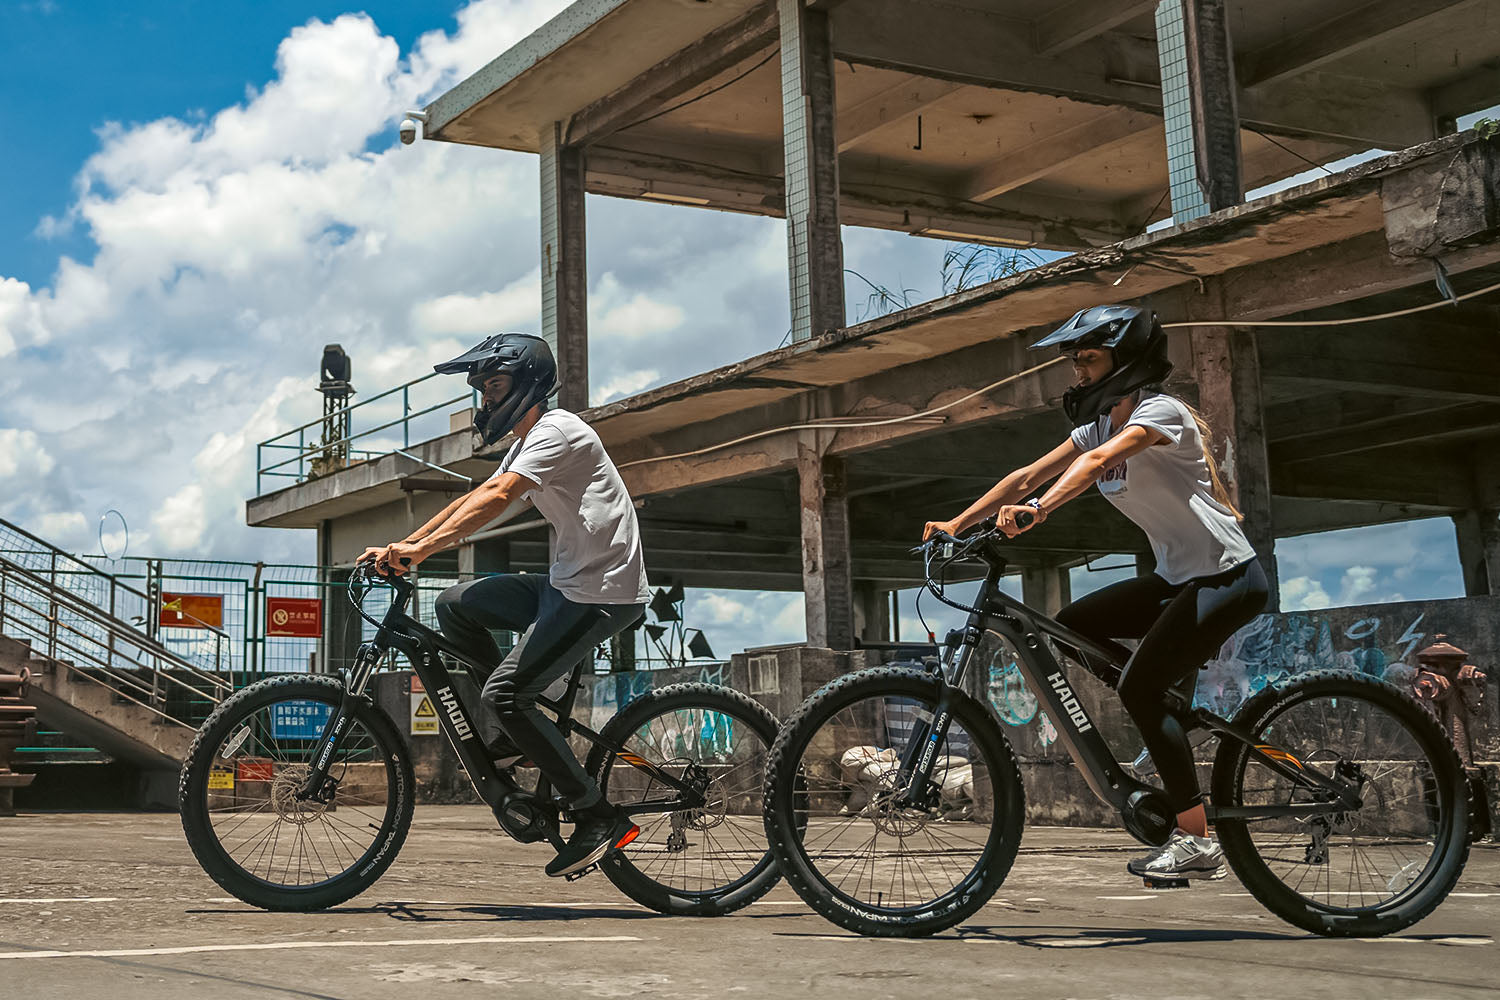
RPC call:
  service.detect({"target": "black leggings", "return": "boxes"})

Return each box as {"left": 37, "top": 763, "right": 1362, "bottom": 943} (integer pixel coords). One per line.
{"left": 1054, "top": 558, "right": 1269, "bottom": 814}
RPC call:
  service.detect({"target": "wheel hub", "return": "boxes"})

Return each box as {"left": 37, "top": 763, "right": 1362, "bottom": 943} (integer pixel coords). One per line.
{"left": 270, "top": 765, "right": 329, "bottom": 825}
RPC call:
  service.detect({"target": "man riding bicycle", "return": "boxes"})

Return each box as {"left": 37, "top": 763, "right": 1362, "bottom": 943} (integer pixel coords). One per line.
{"left": 925, "top": 305, "right": 1269, "bottom": 882}
{"left": 362, "top": 333, "right": 650, "bottom": 878}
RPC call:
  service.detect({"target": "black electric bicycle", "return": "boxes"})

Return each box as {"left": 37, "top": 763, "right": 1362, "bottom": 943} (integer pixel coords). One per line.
{"left": 762, "top": 516, "right": 1482, "bottom": 938}
{"left": 180, "top": 563, "right": 781, "bottom": 914}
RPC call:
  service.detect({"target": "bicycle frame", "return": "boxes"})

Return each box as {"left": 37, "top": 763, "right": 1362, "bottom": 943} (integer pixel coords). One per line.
{"left": 915, "top": 541, "right": 1363, "bottom": 826}
{"left": 295, "top": 570, "right": 707, "bottom": 845}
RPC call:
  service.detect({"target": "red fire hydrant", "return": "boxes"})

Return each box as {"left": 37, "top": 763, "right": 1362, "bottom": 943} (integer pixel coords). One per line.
{"left": 1413, "top": 635, "right": 1487, "bottom": 766}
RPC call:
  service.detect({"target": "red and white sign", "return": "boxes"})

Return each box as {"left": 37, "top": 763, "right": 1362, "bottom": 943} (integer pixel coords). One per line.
{"left": 265, "top": 597, "right": 323, "bottom": 638}
{"left": 159, "top": 592, "right": 224, "bottom": 630}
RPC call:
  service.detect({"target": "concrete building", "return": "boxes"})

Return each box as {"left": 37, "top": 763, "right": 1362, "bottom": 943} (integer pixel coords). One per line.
{"left": 249, "top": 0, "right": 1500, "bottom": 654}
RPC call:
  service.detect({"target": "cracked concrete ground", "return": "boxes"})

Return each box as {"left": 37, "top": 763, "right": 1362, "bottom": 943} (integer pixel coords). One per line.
{"left": 1, "top": 807, "right": 1496, "bottom": 1000}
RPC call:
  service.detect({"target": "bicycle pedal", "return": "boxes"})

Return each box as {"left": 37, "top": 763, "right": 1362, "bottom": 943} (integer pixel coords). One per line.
{"left": 563, "top": 863, "right": 599, "bottom": 882}
{"left": 1142, "top": 876, "right": 1190, "bottom": 890}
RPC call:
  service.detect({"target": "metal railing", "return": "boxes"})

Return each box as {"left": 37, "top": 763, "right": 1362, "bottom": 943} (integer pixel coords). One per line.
{"left": 255, "top": 371, "right": 478, "bottom": 494}
{"left": 0, "top": 553, "right": 232, "bottom": 730}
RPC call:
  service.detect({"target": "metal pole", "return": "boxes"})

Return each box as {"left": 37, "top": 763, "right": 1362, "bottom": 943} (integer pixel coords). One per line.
{"left": 47, "top": 552, "right": 58, "bottom": 659}
{"left": 298, "top": 427, "right": 306, "bottom": 481}
{"left": 403, "top": 385, "right": 410, "bottom": 448}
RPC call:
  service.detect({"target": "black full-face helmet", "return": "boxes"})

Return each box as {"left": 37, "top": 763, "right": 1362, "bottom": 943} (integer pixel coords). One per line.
{"left": 1031, "top": 304, "right": 1172, "bottom": 426}
{"left": 434, "top": 333, "right": 558, "bottom": 445}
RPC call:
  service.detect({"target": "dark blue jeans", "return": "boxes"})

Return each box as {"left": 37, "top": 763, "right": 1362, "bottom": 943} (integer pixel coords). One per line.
{"left": 435, "top": 574, "right": 644, "bottom": 808}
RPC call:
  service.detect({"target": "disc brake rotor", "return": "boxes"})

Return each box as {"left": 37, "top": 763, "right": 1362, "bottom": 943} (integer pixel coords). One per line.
{"left": 270, "top": 764, "right": 329, "bottom": 825}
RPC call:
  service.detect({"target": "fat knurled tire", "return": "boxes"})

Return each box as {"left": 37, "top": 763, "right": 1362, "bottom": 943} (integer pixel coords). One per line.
{"left": 179, "top": 674, "right": 415, "bottom": 911}
{"left": 1212, "top": 669, "right": 1469, "bottom": 937}
{"left": 584, "top": 682, "right": 782, "bottom": 916}
{"left": 762, "top": 666, "right": 1025, "bottom": 937}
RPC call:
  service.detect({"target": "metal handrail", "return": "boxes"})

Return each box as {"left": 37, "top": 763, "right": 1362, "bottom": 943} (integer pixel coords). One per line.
{"left": 255, "top": 369, "right": 478, "bottom": 493}
{"left": 0, "top": 556, "right": 232, "bottom": 726}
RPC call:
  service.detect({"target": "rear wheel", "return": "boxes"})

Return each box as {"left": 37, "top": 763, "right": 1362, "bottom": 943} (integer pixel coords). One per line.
{"left": 585, "top": 683, "right": 782, "bottom": 916}
{"left": 179, "top": 674, "right": 414, "bottom": 911}
{"left": 1212, "top": 670, "right": 1469, "bottom": 937}
{"left": 763, "top": 667, "right": 1025, "bottom": 937}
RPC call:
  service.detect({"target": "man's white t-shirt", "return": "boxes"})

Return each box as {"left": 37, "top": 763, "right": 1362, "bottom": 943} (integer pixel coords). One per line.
{"left": 492, "top": 409, "right": 651, "bottom": 605}
{"left": 1069, "top": 393, "right": 1256, "bottom": 585}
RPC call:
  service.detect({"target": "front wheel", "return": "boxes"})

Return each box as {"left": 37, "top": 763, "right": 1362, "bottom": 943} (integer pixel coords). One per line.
{"left": 763, "top": 667, "right": 1025, "bottom": 937}
{"left": 179, "top": 674, "right": 415, "bottom": 911}
{"left": 585, "top": 682, "right": 782, "bottom": 916}
{"left": 1212, "top": 670, "right": 1469, "bottom": 937}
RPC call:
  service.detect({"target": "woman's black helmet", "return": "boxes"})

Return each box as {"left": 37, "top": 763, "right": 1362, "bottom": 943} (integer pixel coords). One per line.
{"left": 434, "top": 333, "right": 558, "bottom": 445}
{"left": 1031, "top": 304, "right": 1172, "bottom": 426}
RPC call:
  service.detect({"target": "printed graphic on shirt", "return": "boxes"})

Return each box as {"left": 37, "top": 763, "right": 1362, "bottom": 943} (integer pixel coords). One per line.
{"left": 1099, "top": 458, "right": 1129, "bottom": 495}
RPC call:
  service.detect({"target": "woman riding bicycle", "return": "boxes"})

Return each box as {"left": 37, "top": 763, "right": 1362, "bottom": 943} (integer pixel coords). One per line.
{"left": 924, "top": 304, "right": 1269, "bottom": 882}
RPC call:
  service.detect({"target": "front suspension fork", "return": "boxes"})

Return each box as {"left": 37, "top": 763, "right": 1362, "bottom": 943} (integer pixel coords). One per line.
{"left": 896, "top": 633, "right": 976, "bottom": 807}
{"left": 297, "top": 641, "right": 384, "bottom": 801}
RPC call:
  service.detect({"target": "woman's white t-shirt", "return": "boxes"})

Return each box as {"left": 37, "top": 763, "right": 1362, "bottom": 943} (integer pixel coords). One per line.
{"left": 492, "top": 409, "right": 652, "bottom": 605}
{"left": 1069, "top": 394, "right": 1256, "bottom": 585}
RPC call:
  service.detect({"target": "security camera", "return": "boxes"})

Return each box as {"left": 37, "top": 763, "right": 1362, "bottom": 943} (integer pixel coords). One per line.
{"left": 399, "top": 118, "right": 419, "bottom": 145}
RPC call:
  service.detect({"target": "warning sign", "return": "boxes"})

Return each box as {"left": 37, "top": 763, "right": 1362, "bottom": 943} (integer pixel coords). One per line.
{"left": 410, "top": 692, "right": 438, "bottom": 735}
{"left": 265, "top": 597, "right": 323, "bottom": 638}
{"left": 159, "top": 592, "right": 224, "bottom": 630}
{"left": 207, "top": 767, "right": 235, "bottom": 790}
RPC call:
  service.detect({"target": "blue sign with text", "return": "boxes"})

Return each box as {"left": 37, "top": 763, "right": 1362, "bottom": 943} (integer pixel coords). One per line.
{"left": 270, "top": 700, "right": 333, "bottom": 740}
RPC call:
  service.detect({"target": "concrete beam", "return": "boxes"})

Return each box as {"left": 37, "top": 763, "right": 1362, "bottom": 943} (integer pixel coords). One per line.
{"left": 585, "top": 143, "right": 1124, "bottom": 249}
{"left": 1271, "top": 403, "right": 1500, "bottom": 463}
{"left": 958, "top": 108, "right": 1160, "bottom": 203}
{"left": 1430, "top": 63, "right": 1500, "bottom": 121}
{"left": 830, "top": 2, "right": 1433, "bottom": 148}
{"left": 837, "top": 78, "right": 962, "bottom": 153}
{"left": 1239, "top": 0, "right": 1480, "bottom": 90}
{"left": 1033, "top": 0, "right": 1158, "bottom": 57}
{"left": 567, "top": 3, "right": 778, "bottom": 146}
{"left": 1272, "top": 446, "right": 1478, "bottom": 507}
{"left": 1259, "top": 322, "right": 1500, "bottom": 404}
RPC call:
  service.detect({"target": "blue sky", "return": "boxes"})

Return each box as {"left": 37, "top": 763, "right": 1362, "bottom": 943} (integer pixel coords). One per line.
{"left": 0, "top": 0, "right": 1481, "bottom": 658}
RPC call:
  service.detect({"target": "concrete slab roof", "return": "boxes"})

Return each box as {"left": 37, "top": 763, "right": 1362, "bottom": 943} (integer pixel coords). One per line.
{"left": 421, "top": 0, "right": 1500, "bottom": 247}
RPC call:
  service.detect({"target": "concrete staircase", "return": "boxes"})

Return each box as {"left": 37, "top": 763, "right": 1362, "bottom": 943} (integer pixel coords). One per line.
{"left": 0, "top": 636, "right": 197, "bottom": 807}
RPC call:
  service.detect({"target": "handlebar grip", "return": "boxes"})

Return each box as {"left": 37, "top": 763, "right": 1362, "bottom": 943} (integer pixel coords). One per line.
{"left": 1015, "top": 510, "right": 1035, "bottom": 530}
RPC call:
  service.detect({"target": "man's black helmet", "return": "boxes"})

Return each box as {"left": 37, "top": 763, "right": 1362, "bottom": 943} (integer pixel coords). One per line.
{"left": 434, "top": 333, "right": 558, "bottom": 445}
{"left": 1031, "top": 304, "right": 1172, "bottom": 426}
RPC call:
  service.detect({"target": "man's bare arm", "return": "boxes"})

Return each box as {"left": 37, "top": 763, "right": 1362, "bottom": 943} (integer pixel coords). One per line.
{"left": 376, "top": 472, "right": 535, "bottom": 573}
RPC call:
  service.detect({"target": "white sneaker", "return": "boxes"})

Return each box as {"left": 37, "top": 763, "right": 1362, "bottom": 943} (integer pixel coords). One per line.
{"left": 1127, "top": 828, "right": 1227, "bottom": 880}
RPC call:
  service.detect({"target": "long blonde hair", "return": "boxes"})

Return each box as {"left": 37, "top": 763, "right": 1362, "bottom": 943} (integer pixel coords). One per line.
{"left": 1173, "top": 395, "right": 1244, "bottom": 522}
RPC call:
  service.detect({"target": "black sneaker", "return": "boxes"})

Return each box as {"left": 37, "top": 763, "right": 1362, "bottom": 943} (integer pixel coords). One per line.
{"left": 545, "top": 802, "right": 639, "bottom": 878}
{"left": 483, "top": 734, "right": 535, "bottom": 769}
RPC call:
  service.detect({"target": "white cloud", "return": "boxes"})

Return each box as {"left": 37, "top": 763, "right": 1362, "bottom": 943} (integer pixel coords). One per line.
{"left": 591, "top": 273, "right": 685, "bottom": 339}
{"left": 595, "top": 368, "right": 660, "bottom": 404}
{"left": 411, "top": 270, "right": 542, "bottom": 336}
{"left": 0, "top": 429, "right": 55, "bottom": 479}
{"left": 1281, "top": 575, "right": 1332, "bottom": 611}
{"left": 152, "top": 483, "right": 208, "bottom": 551}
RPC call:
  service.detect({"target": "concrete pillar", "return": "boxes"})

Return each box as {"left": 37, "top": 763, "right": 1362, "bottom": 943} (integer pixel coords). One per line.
{"left": 540, "top": 121, "right": 589, "bottom": 410}
{"left": 1155, "top": 0, "right": 1242, "bottom": 222}
{"left": 1453, "top": 509, "right": 1500, "bottom": 597}
{"left": 778, "top": 0, "right": 844, "bottom": 342}
{"left": 1189, "top": 282, "right": 1278, "bottom": 607}
{"left": 1022, "top": 565, "right": 1072, "bottom": 617}
{"left": 853, "top": 582, "right": 891, "bottom": 643}
{"left": 798, "top": 441, "right": 854, "bottom": 649}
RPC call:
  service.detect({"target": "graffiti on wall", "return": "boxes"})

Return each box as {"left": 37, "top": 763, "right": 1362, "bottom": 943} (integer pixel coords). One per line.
{"left": 986, "top": 648, "right": 1058, "bottom": 748}
{"left": 586, "top": 663, "right": 737, "bottom": 758}
{"left": 1197, "top": 611, "right": 1431, "bottom": 716}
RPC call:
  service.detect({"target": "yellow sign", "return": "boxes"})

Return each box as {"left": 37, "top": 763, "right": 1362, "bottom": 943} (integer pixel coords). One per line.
{"left": 207, "top": 767, "right": 235, "bottom": 790}
{"left": 410, "top": 693, "right": 438, "bottom": 735}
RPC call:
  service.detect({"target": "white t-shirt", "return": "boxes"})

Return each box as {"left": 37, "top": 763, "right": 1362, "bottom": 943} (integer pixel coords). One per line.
{"left": 1069, "top": 394, "right": 1256, "bottom": 585}
{"left": 492, "top": 409, "right": 651, "bottom": 605}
